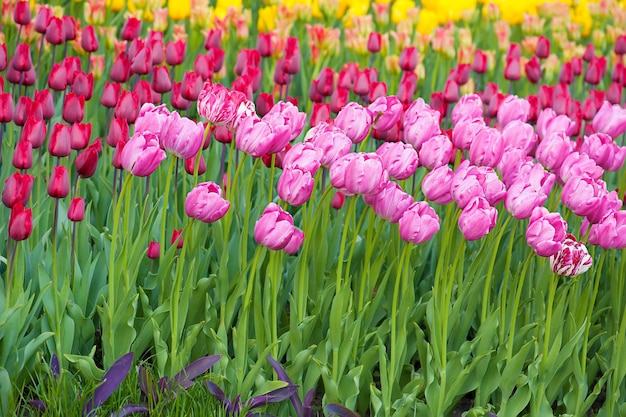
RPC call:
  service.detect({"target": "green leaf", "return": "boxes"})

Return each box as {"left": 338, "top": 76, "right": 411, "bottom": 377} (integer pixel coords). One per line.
{"left": 65, "top": 349, "right": 104, "bottom": 381}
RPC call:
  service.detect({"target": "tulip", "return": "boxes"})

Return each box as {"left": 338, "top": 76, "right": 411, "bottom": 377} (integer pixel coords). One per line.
{"left": 171, "top": 229, "right": 184, "bottom": 248}
{"left": 34, "top": 89, "right": 54, "bottom": 120}
{"left": 165, "top": 40, "right": 186, "bottom": 66}
{"left": 504, "top": 57, "right": 521, "bottom": 81}
{"left": 257, "top": 32, "right": 273, "bottom": 57}
{"left": 330, "top": 152, "right": 389, "bottom": 196}
{"left": 0, "top": 92, "right": 13, "bottom": 123}
{"left": 131, "top": 45, "right": 151, "bottom": 76}
{"left": 399, "top": 46, "right": 418, "bottom": 72}
{"left": 584, "top": 56, "right": 606, "bottom": 85}
{"left": 107, "top": 118, "right": 129, "bottom": 148}
{"left": 254, "top": 203, "right": 296, "bottom": 251}
{"left": 497, "top": 95, "right": 530, "bottom": 127}
{"left": 458, "top": 196, "right": 498, "bottom": 241}
{"left": 48, "top": 64, "right": 68, "bottom": 93}
{"left": 367, "top": 32, "right": 382, "bottom": 54}
{"left": 197, "top": 82, "right": 251, "bottom": 129}
{"left": 9, "top": 204, "right": 32, "bottom": 241}
{"left": 398, "top": 201, "right": 440, "bottom": 244}
{"left": 588, "top": 210, "right": 626, "bottom": 249}
{"left": 283, "top": 37, "right": 301, "bottom": 75}
{"left": 48, "top": 123, "right": 71, "bottom": 158}
{"left": 443, "top": 78, "right": 460, "bottom": 103}
{"left": 592, "top": 101, "right": 626, "bottom": 139}
{"left": 62, "top": 16, "right": 76, "bottom": 42}
{"left": 160, "top": 112, "right": 204, "bottom": 159}
{"left": 13, "top": 1, "right": 31, "bottom": 25}
{"left": 535, "top": 131, "right": 575, "bottom": 172}
{"left": 81, "top": 25, "right": 99, "bottom": 53}
{"left": 525, "top": 56, "right": 542, "bottom": 84}
{"left": 135, "top": 103, "right": 170, "bottom": 137}
{"left": 256, "top": 93, "right": 275, "bottom": 118}
{"left": 34, "top": 6, "right": 51, "bottom": 34}
{"left": 369, "top": 82, "right": 388, "bottom": 103}
{"left": 505, "top": 164, "right": 555, "bottom": 219}
{"left": 558, "top": 152, "right": 604, "bottom": 184}
{"left": 535, "top": 36, "right": 550, "bottom": 59}
{"left": 305, "top": 123, "right": 352, "bottom": 167}
{"left": 536, "top": 108, "right": 575, "bottom": 140}
{"left": 468, "top": 126, "right": 504, "bottom": 167}
{"left": 62, "top": 93, "right": 85, "bottom": 124}
{"left": 181, "top": 71, "right": 203, "bottom": 101}
{"left": 580, "top": 132, "right": 626, "bottom": 171}
{"left": 110, "top": 53, "right": 131, "bottom": 83}
{"left": 184, "top": 153, "right": 207, "bottom": 175}
{"left": 12, "top": 43, "right": 32, "bottom": 72}
{"left": 48, "top": 166, "right": 70, "bottom": 198}
{"left": 236, "top": 114, "right": 290, "bottom": 158}
{"left": 68, "top": 198, "right": 85, "bottom": 222}
{"left": 2, "top": 173, "right": 34, "bottom": 208}
{"left": 363, "top": 182, "right": 413, "bottom": 223}
{"left": 75, "top": 139, "right": 101, "bottom": 178}
{"left": 147, "top": 241, "right": 161, "bottom": 259}
{"left": 368, "top": 96, "right": 403, "bottom": 132}
{"left": 403, "top": 98, "right": 442, "bottom": 150}
{"left": 334, "top": 102, "right": 373, "bottom": 144}
{"left": 422, "top": 165, "right": 454, "bottom": 205}
{"left": 451, "top": 94, "right": 483, "bottom": 126}
{"left": 277, "top": 168, "right": 315, "bottom": 206}
{"left": 115, "top": 91, "right": 140, "bottom": 123}
{"left": 310, "top": 103, "right": 331, "bottom": 127}
{"left": 331, "top": 192, "right": 345, "bottom": 209}
{"left": 430, "top": 91, "right": 448, "bottom": 119}
{"left": 185, "top": 182, "right": 230, "bottom": 223}
{"left": 21, "top": 116, "right": 46, "bottom": 148}
{"left": 419, "top": 134, "right": 453, "bottom": 170}
{"left": 12, "top": 97, "right": 33, "bottom": 127}
{"left": 472, "top": 49, "right": 488, "bottom": 74}
{"left": 121, "top": 16, "right": 142, "bottom": 41}
{"left": 284, "top": 229, "right": 305, "bottom": 255}
{"left": 353, "top": 71, "right": 370, "bottom": 96}
{"left": 525, "top": 207, "right": 568, "bottom": 257}
{"left": 282, "top": 142, "right": 321, "bottom": 174}
{"left": 12, "top": 140, "right": 32, "bottom": 170}
{"left": 451, "top": 160, "right": 506, "bottom": 209}
{"left": 100, "top": 82, "right": 121, "bottom": 108}
{"left": 45, "top": 16, "right": 64, "bottom": 45}
{"left": 150, "top": 66, "right": 171, "bottom": 94}
{"left": 376, "top": 142, "right": 418, "bottom": 181}
{"left": 120, "top": 131, "right": 166, "bottom": 177}
{"left": 550, "top": 235, "right": 592, "bottom": 276}
{"left": 266, "top": 101, "right": 307, "bottom": 141}
{"left": 330, "top": 87, "right": 350, "bottom": 114}
{"left": 500, "top": 120, "right": 537, "bottom": 155}
{"left": 214, "top": 125, "right": 233, "bottom": 144}
{"left": 63, "top": 57, "right": 80, "bottom": 85}
{"left": 561, "top": 175, "right": 607, "bottom": 218}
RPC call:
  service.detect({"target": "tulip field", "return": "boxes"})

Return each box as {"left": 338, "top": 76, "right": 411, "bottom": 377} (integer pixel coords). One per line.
{"left": 3, "top": 0, "right": 626, "bottom": 415}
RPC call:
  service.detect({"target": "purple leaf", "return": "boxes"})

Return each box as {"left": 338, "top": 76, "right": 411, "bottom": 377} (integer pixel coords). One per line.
{"left": 325, "top": 404, "right": 361, "bottom": 417}
{"left": 267, "top": 355, "right": 302, "bottom": 415}
{"left": 173, "top": 355, "right": 221, "bottom": 388}
{"left": 205, "top": 380, "right": 231, "bottom": 412}
{"left": 51, "top": 354, "right": 60, "bottom": 380}
{"left": 303, "top": 388, "right": 315, "bottom": 417}
{"left": 83, "top": 352, "right": 134, "bottom": 417}
{"left": 28, "top": 400, "right": 46, "bottom": 411}
{"left": 138, "top": 365, "right": 149, "bottom": 397}
{"left": 247, "top": 385, "right": 299, "bottom": 410}
{"left": 110, "top": 404, "right": 149, "bottom": 417}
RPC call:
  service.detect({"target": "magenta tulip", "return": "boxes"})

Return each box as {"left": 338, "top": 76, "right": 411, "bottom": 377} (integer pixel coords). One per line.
{"left": 398, "top": 201, "right": 440, "bottom": 244}
{"left": 120, "top": 131, "right": 166, "bottom": 177}
{"left": 185, "top": 182, "right": 230, "bottom": 223}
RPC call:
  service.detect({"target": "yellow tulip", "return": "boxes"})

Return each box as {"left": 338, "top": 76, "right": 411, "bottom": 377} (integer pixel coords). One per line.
{"left": 258, "top": 5, "right": 277, "bottom": 32}
{"left": 391, "top": 0, "right": 415, "bottom": 24}
{"left": 106, "top": 0, "right": 124, "bottom": 12}
{"left": 168, "top": 0, "right": 190, "bottom": 20}
{"left": 416, "top": 8, "right": 439, "bottom": 35}
{"left": 571, "top": 0, "right": 592, "bottom": 36}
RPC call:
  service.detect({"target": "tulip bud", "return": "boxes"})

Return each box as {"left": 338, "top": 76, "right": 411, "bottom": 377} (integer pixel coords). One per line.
{"left": 115, "top": 91, "right": 140, "bottom": 123}
{"left": 0, "top": 44, "right": 6, "bottom": 72}
{"left": 207, "top": 47, "right": 225, "bottom": 73}
{"left": 316, "top": 67, "right": 334, "bottom": 97}
{"left": 34, "top": 6, "right": 52, "bottom": 34}
{"left": 0, "top": 92, "right": 13, "bottom": 123}
{"left": 205, "top": 28, "right": 222, "bottom": 50}
{"left": 2, "top": 173, "right": 34, "bottom": 208}
{"left": 68, "top": 198, "right": 85, "bottom": 222}
{"left": 121, "top": 16, "right": 142, "bottom": 41}
{"left": 171, "top": 229, "right": 184, "bottom": 248}
{"left": 615, "top": 35, "right": 626, "bottom": 56}
{"left": 472, "top": 49, "right": 488, "bottom": 74}
{"left": 62, "top": 93, "right": 85, "bottom": 124}
{"left": 165, "top": 40, "right": 186, "bottom": 66}
{"left": 443, "top": 78, "right": 459, "bottom": 103}
{"left": 504, "top": 57, "right": 521, "bottom": 81}
{"left": 12, "top": 43, "right": 32, "bottom": 72}
{"left": 181, "top": 71, "right": 203, "bottom": 101}
{"left": 331, "top": 191, "right": 345, "bottom": 209}
{"left": 399, "top": 46, "right": 418, "bottom": 72}
{"left": 131, "top": 45, "right": 151, "bottom": 75}
{"left": 214, "top": 125, "right": 233, "bottom": 144}
{"left": 535, "top": 36, "right": 550, "bottom": 59}
{"left": 147, "top": 241, "right": 160, "bottom": 259}
{"left": 152, "top": 66, "right": 172, "bottom": 94}
{"left": 48, "top": 123, "right": 71, "bottom": 157}
{"left": 184, "top": 153, "right": 207, "bottom": 175}
{"left": 35, "top": 89, "right": 55, "bottom": 120}
{"left": 48, "top": 166, "right": 70, "bottom": 198}
{"left": 13, "top": 1, "right": 31, "bottom": 26}
{"left": 310, "top": 103, "right": 331, "bottom": 127}
{"left": 9, "top": 204, "right": 32, "bottom": 241}
{"left": 62, "top": 16, "right": 76, "bottom": 42}
{"left": 45, "top": 17, "right": 65, "bottom": 46}
{"left": 21, "top": 116, "right": 46, "bottom": 148}
{"left": 367, "top": 32, "right": 382, "bottom": 53}
{"left": 171, "top": 81, "right": 190, "bottom": 111}
{"left": 256, "top": 92, "right": 275, "bottom": 117}
{"left": 584, "top": 56, "right": 606, "bottom": 85}
{"left": 81, "top": 25, "right": 99, "bottom": 53}
{"left": 110, "top": 53, "right": 131, "bottom": 83}
{"left": 75, "top": 139, "right": 101, "bottom": 178}
{"left": 525, "top": 56, "right": 542, "bottom": 84}
{"left": 283, "top": 37, "right": 300, "bottom": 74}
{"left": 257, "top": 32, "right": 273, "bottom": 57}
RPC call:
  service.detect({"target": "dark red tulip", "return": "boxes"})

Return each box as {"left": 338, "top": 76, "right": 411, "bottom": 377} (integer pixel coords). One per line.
{"left": 0, "top": 92, "right": 13, "bottom": 123}
{"left": 63, "top": 93, "right": 85, "bottom": 124}
{"left": 2, "top": 173, "right": 34, "bottom": 208}
{"left": 62, "top": 16, "right": 76, "bottom": 42}
{"left": 485, "top": 92, "right": 505, "bottom": 119}
{"left": 107, "top": 118, "right": 129, "bottom": 147}
{"left": 70, "top": 122, "right": 92, "bottom": 150}
{"left": 171, "top": 229, "right": 184, "bottom": 248}
{"left": 399, "top": 46, "right": 418, "bottom": 72}
{"left": 115, "top": 90, "right": 140, "bottom": 122}
{"left": 68, "top": 198, "right": 85, "bottom": 222}
{"left": 45, "top": 17, "right": 64, "bottom": 45}
{"left": 214, "top": 125, "right": 232, "bottom": 144}
{"left": 121, "top": 16, "right": 142, "bottom": 41}
{"left": 311, "top": 103, "right": 330, "bottom": 127}
{"left": 181, "top": 71, "right": 203, "bottom": 101}
{"left": 430, "top": 91, "right": 447, "bottom": 119}
{"left": 184, "top": 154, "right": 206, "bottom": 175}
{"left": 48, "top": 123, "right": 71, "bottom": 157}
{"left": 12, "top": 43, "right": 32, "bottom": 72}
{"left": 12, "top": 139, "right": 32, "bottom": 170}
{"left": 165, "top": 40, "right": 186, "bottom": 66}
{"left": 34, "top": 6, "right": 52, "bottom": 34}
{"left": 535, "top": 36, "right": 550, "bottom": 59}
{"left": 13, "top": 1, "right": 31, "bottom": 26}
{"left": 152, "top": 66, "right": 171, "bottom": 93}
{"left": 72, "top": 71, "right": 94, "bottom": 100}
{"left": 257, "top": 32, "right": 273, "bottom": 58}
{"left": 274, "top": 59, "right": 288, "bottom": 85}
{"left": 47, "top": 166, "right": 70, "bottom": 198}
{"left": 13, "top": 96, "right": 33, "bottom": 126}
{"left": 194, "top": 54, "right": 212, "bottom": 81}
{"left": 330, "top": 87, "right": 349, "bottom": 113}
{"left": 63, "top": 57, "right": 81, "bottom": 85}
{"left": 367, "top": 32, "right": 382, "bottom": 53}
{"left": 353, "top": 70, "right": 370, "bottom": 96}
{"left": 538, "top": 85, "right": 554, "bottom": 108}
{"left": 9, "top": 204, "right": 32, "bottom": 241}
{"left": 571, "top": 57, "right": 582, "bottom": 76}
{"left": 207, "top": 47, "right": 224, "bottom": 73}
{"left": 525, "top": 56, "right": 542, "bottom": 84}
{"left": 553, "top": 94, "right": 570, "bottom": 116}
{"left": 243, "top": 66, "right": 262, "bottom": 93}
{"left": 204, "top": 28, "right": 222, "bottom": 50}
{"left": 147, "top": 30, "right": 164, "bottom": 65}
{"left": 455, "top": 64, "right": 471, "bottom": 85}
{"left": 112, "top": 138, "right": 126, "bottom": 168}
{"left": 101, "top": 81, "right": 121, "bottom": 108}
{"left": 255, "top": 92, "right": 274, "bottom": 117}
{"left": 21, "top": 116, "right": 47, "bottom": 148}
{"left": 81, "top": 25, "right": 99, "bottom": 53}
{"left": 110, "top": 53, "right": 131, "bottom": 83}
{"left": 527, "top": 95, "right": 540, "bottom": 123}
{"left": 75, "top": 138, "right": 101, "bottom": 178}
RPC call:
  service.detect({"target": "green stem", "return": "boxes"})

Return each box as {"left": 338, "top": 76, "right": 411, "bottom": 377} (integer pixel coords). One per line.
{"left": 507, "top": 253, "right": 534, "bottom": 362}
{"left": 335, "top": 196, "right": 358, "bottom": 296}
{"left": 390, "top": 244, "right": 411, "bottom": 390}
{"left": 482, "top": 214, "right": 513, "bottom": 322}
{"left": 159, "top": 157, "right": 176, "bottom": 258}
{"left": 542, "top": 273, "right": 559, "bottom": 372}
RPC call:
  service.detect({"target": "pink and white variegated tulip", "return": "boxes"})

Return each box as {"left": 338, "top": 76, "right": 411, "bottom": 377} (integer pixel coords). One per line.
{"left": 549, "top": 234, "right": 592, "bottom": 276}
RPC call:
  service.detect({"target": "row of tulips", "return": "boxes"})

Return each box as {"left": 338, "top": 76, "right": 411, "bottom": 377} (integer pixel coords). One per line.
{"left": 2, "top": 0, "right": 626, "bottom": 416}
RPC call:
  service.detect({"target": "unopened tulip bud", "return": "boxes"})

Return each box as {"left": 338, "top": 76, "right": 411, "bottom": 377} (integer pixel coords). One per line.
{"left": 171, "top": 82, "right": 190, "bottom": 111}
{"left": 0, "top": 92, "right": 13, "bottom": 123}
{"left": 615, "top": 35, "right": 626, "bottom": 56}
{"left": 331, "top": 191, "right": 345, "bottom": 209}
{"left": 12, "top": 43, "right": 32, "bottom": 72}
{"left": 535, "top": 36, "right": 550, "bottom": 59}
{"left": 171, "top": 229, "right": 184, "bottom": 248}
{"left": 367, "top": 32, "right": 382, "bottom": 53}
{"left": 257, "top": 32, "right": 273, "bottom": 57}
{"left": 75, "top": 139, "right": 101, "bottom": 178}
{"left": 525, "top": 56, "right": 542, "bottom": 84}
{"left": 21, "top": 116, "right": 46, "bottom": 148}
{"left": 12, "top": 140, "right": 32, "bottom": 170}
{"left": 62, "top": 93, "right": 85, "bottom": 124}
{"left": 152, "top": 66, "right": 172, "bottom": 94}
{"left": 13, "top": 1, "right": 31, "bottom": 26}
{"left": 256, "top": 92, "right": 275, "bottom": 117}
{"left": 62, "top": 16, "right": 76, "bottom": 42}
{"left": 48, "top": 166, "right": 70, "bottom": 198}
{"left": 504, "top": 57, "right": 521, "bottom": 81}
{"left": 48, "top": 123, "right": 71, "bottom": 157}
{"left": 165, "top": 40, "right": 186, "bottom": 66}
{"left": 121, "top": 16, "right": 142, "bottom": 41}
{"left": 473, "top": 49, "right": 488, "bottom": 74}
{"left": 110, "top": 53, "right": 131, "bottom": 83}
{"left": 147, "top": 241, "right": 160, "bottom": 259}
{"left": 205, "top": 28, "right": 222, "bottom": 50}
{"left": 9, "top": 204, "right": 32, "bottom": 241}
{"left": 283, "top": 37, "right": 300, "bottom": 74}
{"left": 184, "top": 153, "right": 207, "bottom": 175}
{"left": 115, "top": 91, "right": 140, "bottom": 123}
{"left": 81, "top": 25, "right": 99, "bottom": 53}
{"left": 68, "top": 198, "right": 85, "bottom": 222}
{"left": 399, "top": 46, "right": 418, "bottom": 72}
{"left": 101, "top": 81, "right": 121, "bottom": 108}
{"left": 45, "top": 17, "right": 64, "bottom": 46}
{"left": 34, "top": 6, "right": 51, "bottom": 34}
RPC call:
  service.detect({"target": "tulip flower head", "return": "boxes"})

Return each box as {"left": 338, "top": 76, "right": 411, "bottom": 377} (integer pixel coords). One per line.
{"left": 549, "top": 235, "right": 592, "bottom": 277}
{"left": 458, "top": 196, "right": 498, "bottom": 241}
{"left": 254, "top": 203, "right": 300, "bottom": 251}
{"left": 185, "top": 182, "right": 230, "bottom": 223}
{"left": 120, "top": 131, "right": 167, "bottom": 177}
{"left": 330, "top": 152, "right": 389, "bottom": 196}
{"left": 197, "top": 82, "right": 254, "bottom": 130}
{"left": 9, "top": 204, "right": 32, "bottom": 241}
{"left": 398, "top": 201, "right": 440, "bottom": 244}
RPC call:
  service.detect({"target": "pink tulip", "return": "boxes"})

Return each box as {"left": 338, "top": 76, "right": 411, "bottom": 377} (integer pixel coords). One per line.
{"left": 592, "top": 101, "right": 626, "bottom": 139}
{"left": 526, "top": 206, "right": 568, "bottom": 257}
{"left": 398, "top": 201, "right": 440, "bottom": 244}
{"left": 500, "top": 120, "right": 537, "bottom": 155}
{"left": 451, "top": 117, "right": 485, "bottom": 151}
{"left": 304, "top": 123, "right": 352, "bottom": 167}
{"left": 266, "top": 101, "right": 307, "bottom": 141}
{"left": 185, "top": 182, "right": 230, "bottom": 223}
{"left": 375, "top": 142, "right": 419, "bottom": 181}
{"left": 254, "top": 203, "right": 297, "bottom": 251}
{"left": 277, "top": 168, "right": 315, "bottom": 206}
{"left": 160, "top": 112, "right": 204, "bottom": 159}
{"left": 451, "top": 160, "right": 506, "bottom": 209}
{"left": 498, "top": 150, "right": 534, "bottom": 188}
{"left": 536, "top": 108, "right": 575, "bottom": 140}
{"left": 535, "top": 131, "right": 575, "bottom": 171}
{"left": 468, "top": 125, "right": 504, "bottom": 167}
{"left": 282, "top": 142, "right": 321, "bottom": 174}
{"left": 134, "top": 103, "right": 171, "bottom": 137}
{"left": 363, "top": 182, "right": 414, "bottom": 223}
{"left": 588, "top": 210, "right": 626, "bottom": 249}
{"left": 236, "top": 114, "right": 291, "bottom": 158}
{"left": 504, "top": 164, "right": 555, "bottom": 219}
{"left": 561, "top": 175, "right": 608, "bottom": 219}
{"left": 284, "top": 228, "right": 305, "bottom": 254}
{"left": 550, "top": 235, "right": 593, "bottom": 276}
{"left": 330, "top": 152, "right": 389, "bottom": 196}
{"left": 558, "top": 152, "right": 604, "bottom": 184}
{"left": 580, "top": 133, "right": 626, "bottom": 171}
{"left": 419, "top": 134, "right": 453, "bottom": 170}
{"left": 497, "top": 95, "right": 530, "bottom": 127}
{"left": 334, "top": 102, "right": 373, "bottom": 144}
{"left": 197, "top": 82, "right": 252, "bottom": 130}
{"left": 422, "top": 165, "right": 454, "bottom": 205}
{"left": 451, "top": 94, "right": 483, "bottom": 126}
{"left": 368, "top": 96, "right": 403, "bottom": 132}
{"left": 458, "top": 196, "right": 498, "bottom": 241}
{"left": 147, "top": 241, "right": 160, "bottom": 259}
{"left": 403, "top": 98, "right": 441, "bottom": 151}
{"left": 120, "top": 131, "right": 166, "bottom": 177}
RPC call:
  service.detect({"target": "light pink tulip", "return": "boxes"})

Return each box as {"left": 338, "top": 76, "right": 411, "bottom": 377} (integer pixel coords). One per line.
{"left": 398, "top": 201, "right": 440, "bottom": 244}
{"left": 451, "top": 116, "right": 485, "bottom": 150}
{"left": 330, "top": 152, "right": 389, "bottom": 196}
{"left": 535, "top": 131, "right": 575, "bottom": 171}
{"left": 468, "top": 125, "right": 504, "bottom": 167}
{"left": 363, "top": 182, "right": 414, "bottom": 223}
{"left": 497, "top": 95, "right": 530, "bottom": 127}
{"left": 526, "top": 206, "right": 568, "bottom": 257}
{"left": 368, "top": 95, "right": 403, "bottom": 131}
{"left": 557, "top": 151, "right": 604, "bottom": 184}
{"left": 458, "top": 196, "right": 498, "bottom": 241}
{"left": 592, "top": 100, "right": 626, "bottom": 139}
{"left": 451, "top": 93, "right": 483, "bottom": 126}
{"left": 504, "top": 164, "right": 555, "bottom": 219}
{"left": 501, "top": 120, "right": 537, "bottom": 154}
{"left": 422, "top": 165, "right": 454, "bottom": 205}
{"left": 254, "top": 202, "right": 296, "bottom": 251}
{"left": 334, "top": 102, "right": 373, "bottom": 144}
{"left": 266, "top": 100, "right": 306, "bottom": 140}
{"left": 134, "top": 103, "right": 170, "bottom": 137}
{"left": 277, "top": 168, "right": 315, "bottom": 206}
{"left": 536, "top": 108, "right": 575, "bottom": 140}
{"left": 185, "top": 182, "right": 230, "bottom": 223}
{"left": 561, "top": 175, "right": 608, "bottom": 219}
{"left": 282, "top": 142, "right": 321, "bottom": 174}
{"left": 160, "top": 112, "right": 204, "bottom": 159}
{"left": 403, "top": 98, "right": 441, "bottom": 150}
{"left": 120, "top": 131, "right": 166, "bottom": 177}
{"left": 588, "top": 210, "right": 626, "bottom": 249}
{"left": 375, "top": 142, "right": 419, "bottom": 180}
{"left": 236, "top": 114, "right": 290, "bottom": 158}
{"left": 451, "top": 160, "right": 506, "bottom": 209}
{"left": 419, "top": 134, "right": 453, "bottom": 170}
{"left": 305, "top": 123, "right": 352, "bottom": 167}
{"left": 580, "top": 132, "right": 626, "bottom": 171}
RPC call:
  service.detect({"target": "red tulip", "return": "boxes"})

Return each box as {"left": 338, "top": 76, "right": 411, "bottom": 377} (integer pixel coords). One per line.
{"left": 45, "top": 17, "right": 64, "bottom": 45}
{"left": 47, "top": 166, "right": 70, "bottom": 198}
{"left": 81, "top": 25, "right": 99, "bottom": 53}
{"left": 21, "top": 116, "right": 46, "bottom": 148}
{"left": 114, "top": 90, "right": 140, "bottom": 123}
{"left": 67, "top": 198, "right": 85, "bottom": 222}
{"left": 12, "top": 140, "right": 32, "bottom": 170}
{"left": 121, "top": 16, "right": 142, "bottom": 41}
{"left": 62, "top": 93, "right": 85, "bottom": 124}
{"left": 165, "top": 40, "right": 186, "bottom": 66}
{"left": 9, "top": 204, "right": 32, "bottom": 241}
{"left": 13, "top": 1, "right": 31, "bottom": 25}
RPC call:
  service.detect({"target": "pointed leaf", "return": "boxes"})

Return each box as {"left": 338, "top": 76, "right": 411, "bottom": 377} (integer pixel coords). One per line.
{"left": 83, "top": 352, "right": 134, "bottom": 416}
{"left": 325, "top": 403, "right": 361, "bottom": 417}
{"left": 303, "top": 388, "right": 315, "bottom": 417}
{"left": 247, "top": 385, "right": 299, "bottom": 409}
{"left": 110, "top": 404, "right": 150, "bottom": 417}
{"left": 267, "top": 355, "right": 302, "bottom": 415}
{"left": 174, "top": 355, "right": 221, "bottom": 388}
{"left": 205, "top": 380, "right": 227, "bottom": 404}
